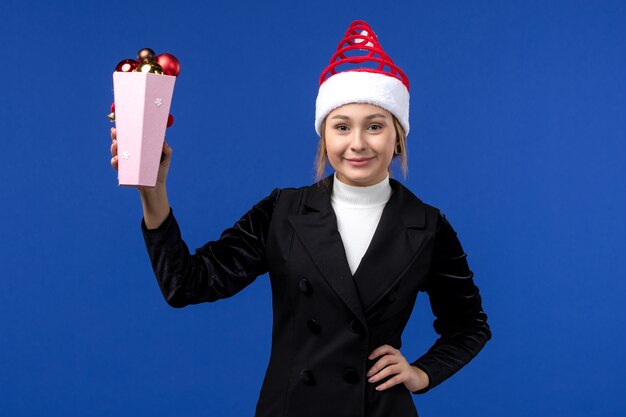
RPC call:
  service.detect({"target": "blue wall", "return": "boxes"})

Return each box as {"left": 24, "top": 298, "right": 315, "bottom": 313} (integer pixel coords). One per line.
{"left": 2, "top": 0, "right": 625, "bottom": 415}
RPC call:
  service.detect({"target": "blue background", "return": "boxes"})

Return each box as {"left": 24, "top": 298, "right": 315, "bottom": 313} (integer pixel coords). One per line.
{"left": 2, "top": 0, "right": 625, "bottom": 416}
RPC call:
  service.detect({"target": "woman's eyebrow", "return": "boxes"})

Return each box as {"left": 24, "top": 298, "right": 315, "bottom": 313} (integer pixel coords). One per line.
{"left": 365, "top": 113, "right": 388, "bottom": 120}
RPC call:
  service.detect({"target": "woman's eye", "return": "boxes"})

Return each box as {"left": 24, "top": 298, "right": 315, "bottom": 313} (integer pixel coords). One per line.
{"left": 335, "top": 124, "right": 349, "bottom": 131}
{"left": 369, "top": 124, "right": 382, "bottom": 131}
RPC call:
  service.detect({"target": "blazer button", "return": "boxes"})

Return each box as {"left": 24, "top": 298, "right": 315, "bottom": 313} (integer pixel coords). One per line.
{"left": 387, "top": 291, "right": 397, "bottom": 303}
{"left": 349, "top": 319, "right": 364, "bottom": 335}
{"left": 343, "top": 368, "right": 359, "bottom": 384}
{"left": 299, "top": 279, "right": 312, "bottom": 295}
{"left": 300, "top": 369, "right": 315, "bottom": 385}
{"left": 307, "top": 319, "right": 322, "bottom": 334}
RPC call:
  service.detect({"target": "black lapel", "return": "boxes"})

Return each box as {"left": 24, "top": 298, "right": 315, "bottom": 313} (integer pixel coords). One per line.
{"left": 288, "top": 176, "right": 367, "bottom": 327}
{"left": 352, "top": 179, "right": 429, "bottom": 312}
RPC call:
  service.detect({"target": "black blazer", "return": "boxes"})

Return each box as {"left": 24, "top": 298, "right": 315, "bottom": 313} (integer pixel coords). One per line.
{"left": 142, "top": 176, "right": 491, "bottom": 417}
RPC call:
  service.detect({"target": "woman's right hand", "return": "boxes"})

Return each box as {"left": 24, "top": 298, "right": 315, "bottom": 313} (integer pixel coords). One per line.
{"left": 110, "top": 127, "right": 173, "bottom": 229}
{"left": 109, "top": 127, "right": 173, "bottom": 187}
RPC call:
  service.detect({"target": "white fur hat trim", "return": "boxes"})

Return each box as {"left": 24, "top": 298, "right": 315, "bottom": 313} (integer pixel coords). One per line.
{"left": 315, "top": 71, "right": 410, "bottom": 136}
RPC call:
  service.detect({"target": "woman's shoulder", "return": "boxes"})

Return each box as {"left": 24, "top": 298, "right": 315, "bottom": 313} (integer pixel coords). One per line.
{"left": 388, "top": 178, "right": 444, "bottom": 227}
{"left": 268, "top": 175, "right": 333, "bottom": 200}
{"left": 390, "top": 183, "right": 466, "bottom": 239}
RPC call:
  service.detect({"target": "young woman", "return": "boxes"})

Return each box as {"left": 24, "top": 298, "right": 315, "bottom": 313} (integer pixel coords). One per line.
{"left": 110, "top": 20, "right": 491, "bottom": 417}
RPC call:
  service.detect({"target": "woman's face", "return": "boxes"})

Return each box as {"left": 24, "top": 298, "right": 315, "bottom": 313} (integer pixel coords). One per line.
{"left": 324, "top": 103, "right": 397, "bottom": 187}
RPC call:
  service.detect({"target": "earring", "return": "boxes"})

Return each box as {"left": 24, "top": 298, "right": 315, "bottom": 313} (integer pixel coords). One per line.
{"left": 394, "top": 144, "right": 402, "bottom": 155}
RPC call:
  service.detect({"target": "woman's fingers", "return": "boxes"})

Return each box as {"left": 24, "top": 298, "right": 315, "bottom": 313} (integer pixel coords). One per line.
{"left": 368, "top": 363, "right": 402, "bottom": 383}
{"left": 160, "top": 141, "right": 172, "bottom": 164}
{"left": 367, "top": 354, "right": 396, "bottom": 378}
{"left": 368, "top": 344, "right": 397, "bottom": 360}
{"left": 155, "top": 141, "right": 173, "bottom": 185}
{"left": 110, "top": 138, "right": 117, "bottom": 157}
{"left": 110, "top": 128, "right": 118, "bottom": 171}
{"left": 374, "top": 373, "right": 407, "bottom": 391}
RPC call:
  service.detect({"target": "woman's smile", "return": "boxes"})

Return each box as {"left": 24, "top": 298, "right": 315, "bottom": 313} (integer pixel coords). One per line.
{"left": 344, "top": 156, "right": 375, "bottom": 167}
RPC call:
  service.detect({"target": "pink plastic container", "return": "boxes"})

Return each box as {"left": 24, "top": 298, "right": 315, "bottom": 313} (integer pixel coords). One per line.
{"left": 113, "top": 72, "right": 176, "bottom": 187}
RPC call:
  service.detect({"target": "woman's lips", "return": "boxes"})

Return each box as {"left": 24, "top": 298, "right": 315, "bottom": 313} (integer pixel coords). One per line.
{"left": 345, "top": 157, "right": 374, "bottom": 167}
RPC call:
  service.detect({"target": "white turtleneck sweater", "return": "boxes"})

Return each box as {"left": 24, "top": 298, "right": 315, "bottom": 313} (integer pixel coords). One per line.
{"left": 331, "top": 173, "right": 392, "bottom": 275}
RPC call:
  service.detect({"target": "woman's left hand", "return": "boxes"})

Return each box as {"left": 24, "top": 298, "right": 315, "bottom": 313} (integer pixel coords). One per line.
{"left": 367, "top": 345, "right": 429, "bottom": 392}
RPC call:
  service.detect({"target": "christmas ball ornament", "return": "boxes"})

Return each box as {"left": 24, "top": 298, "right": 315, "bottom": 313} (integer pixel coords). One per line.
{"left": 167, "top": 114, "right": 174, "bottom": 128}
{"left": 155, "top": 53, "right": 180, "bottom": 77}
{"left": 137, "top": 48, "right": 156, "bottom": 62}
{"left": 110, "top": 103, "right": 115, "bottom": 113}
{"left": 136, "top": 60, "right": 163, "bottom": 74}
{"left": 115, "top": 59, "right": 138, "bottom": 73}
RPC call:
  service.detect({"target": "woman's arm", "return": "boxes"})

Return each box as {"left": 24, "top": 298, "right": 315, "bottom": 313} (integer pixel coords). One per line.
{"left": 411, "top": 213, "right": 492, "bottom": 393}
{"left": 110, "top": 127, "right": 278, "bottom": 307}
{"left": 141, "top": 188, "right": 281, "bottom": 308}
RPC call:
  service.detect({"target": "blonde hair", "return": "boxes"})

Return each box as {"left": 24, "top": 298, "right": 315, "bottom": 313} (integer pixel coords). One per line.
{"left": 315, "top": 115, "right": 408, "bottom": 180}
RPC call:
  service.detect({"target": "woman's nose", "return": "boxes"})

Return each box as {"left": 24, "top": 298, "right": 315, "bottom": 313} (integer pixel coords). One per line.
{"left": 349, "top": 130, "right": 367, "bottom": 150}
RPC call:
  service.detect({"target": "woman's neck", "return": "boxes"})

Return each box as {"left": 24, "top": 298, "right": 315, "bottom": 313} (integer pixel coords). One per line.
{"left": 332, "top": 173, "right": 392, "bottom": 208}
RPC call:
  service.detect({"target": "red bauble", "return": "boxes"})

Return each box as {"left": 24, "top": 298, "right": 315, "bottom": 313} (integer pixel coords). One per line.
{"left": 110, "top": 103, "right": 115, "bottom": 113}
{"left": 115, "top": 59, "right": 138, "bottom": 73}
{"left": 167, "top": 114, "right": 174, "bottom": 128}
{"left": 156, "top": 53, "right": 181, "bottom": 77}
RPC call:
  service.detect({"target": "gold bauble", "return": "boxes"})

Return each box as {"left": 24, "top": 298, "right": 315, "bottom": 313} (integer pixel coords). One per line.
{"left": 135, "top": 61, "right": 163, "bottom": 74}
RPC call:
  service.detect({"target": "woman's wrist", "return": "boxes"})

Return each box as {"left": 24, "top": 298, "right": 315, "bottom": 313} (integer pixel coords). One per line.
{"left": 139, "top": 182, "right": 166, "bottom": 197}
{"left": 408, "top": 366, "right": 430, "bottom": 392}
{"left": 139, "top": 183, "right": 170, "bottom": 229}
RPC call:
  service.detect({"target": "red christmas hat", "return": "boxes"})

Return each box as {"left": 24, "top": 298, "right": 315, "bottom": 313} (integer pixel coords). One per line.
{"left": 315, "top": 21, "right": 410, "bottom": 136}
